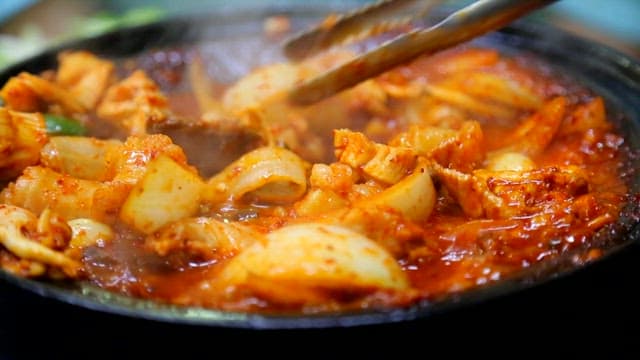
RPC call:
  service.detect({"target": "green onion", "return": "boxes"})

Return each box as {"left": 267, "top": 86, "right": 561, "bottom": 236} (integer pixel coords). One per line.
{"left": 44, "top": 114, "right": 87, "bottom": 136}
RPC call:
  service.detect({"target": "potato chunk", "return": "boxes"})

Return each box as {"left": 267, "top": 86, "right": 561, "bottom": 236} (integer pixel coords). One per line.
{"left": 120, "top": 155, "right": 204, "bottom": 234}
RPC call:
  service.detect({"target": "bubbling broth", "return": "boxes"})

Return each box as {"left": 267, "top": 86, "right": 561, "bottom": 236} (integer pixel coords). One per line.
{"left": 0, "top": 26, "right": 632, "bottom": 313}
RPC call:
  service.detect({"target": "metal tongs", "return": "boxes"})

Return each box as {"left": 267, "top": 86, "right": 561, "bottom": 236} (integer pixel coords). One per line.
{"left": 285, "top": 0, "right": 558, "bottom": 105}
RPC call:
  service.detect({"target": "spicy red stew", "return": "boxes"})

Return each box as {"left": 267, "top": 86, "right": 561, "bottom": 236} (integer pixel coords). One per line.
{"left": 0, "top": 39, "right": 629, "bottom": 313}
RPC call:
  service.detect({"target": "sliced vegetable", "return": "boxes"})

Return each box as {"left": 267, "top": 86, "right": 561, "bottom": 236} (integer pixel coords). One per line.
{"left": 44, "top": 114, "right": 86, "bottom": 136}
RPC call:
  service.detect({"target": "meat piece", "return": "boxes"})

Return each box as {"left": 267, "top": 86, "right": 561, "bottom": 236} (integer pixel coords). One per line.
{"left": 56, "top": 51, "right": 115, "bottom": 109}
{"left": 390, "top": 121, "right": 485, "bottom": 172}
{"left": 432, "top": 163, "right": 505, "bottom": 218}
{"left": 309, "top": 162, "right": 359, "bottom": 194}
{"left": 433, "top": 162, "right": 589, "bottom": 219}
{"left": 0, "top": 72, "right": 85, "bottom": 114}
{"left": 334, "top": 129, "right": 417, "bottom": 185}
{"left": 97, "top": 70, "right": 169, "bottom": 135}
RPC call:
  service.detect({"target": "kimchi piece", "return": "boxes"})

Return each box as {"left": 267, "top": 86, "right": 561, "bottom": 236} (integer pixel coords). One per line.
{"left": 0, "top": 44, "right": 631, "bottom": 313}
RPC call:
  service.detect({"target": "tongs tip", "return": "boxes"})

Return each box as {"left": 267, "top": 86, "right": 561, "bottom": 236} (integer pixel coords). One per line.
{"left": 283, "top": 0, "right": 436, "bottom": 62}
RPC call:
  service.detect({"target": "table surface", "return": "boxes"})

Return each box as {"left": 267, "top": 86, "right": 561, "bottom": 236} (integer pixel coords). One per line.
{"left": 1, "top": 242, "right": 639, "bottom": 358}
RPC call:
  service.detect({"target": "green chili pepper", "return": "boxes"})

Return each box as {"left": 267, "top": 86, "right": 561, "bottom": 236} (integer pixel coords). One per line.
{"left": 44, "top": 114, "right": 87, "bottom": 136}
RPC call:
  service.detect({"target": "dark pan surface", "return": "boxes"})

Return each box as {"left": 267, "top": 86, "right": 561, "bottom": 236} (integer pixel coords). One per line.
{"left": 0, "top": 5, "right": 639, "bottom": 329}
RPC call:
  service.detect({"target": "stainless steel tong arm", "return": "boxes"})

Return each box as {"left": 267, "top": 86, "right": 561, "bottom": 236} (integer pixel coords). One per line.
{"left": 287, "top": 0, "right": 558, "bottom": 105}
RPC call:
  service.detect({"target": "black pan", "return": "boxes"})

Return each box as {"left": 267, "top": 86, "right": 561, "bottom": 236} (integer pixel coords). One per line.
{"left": 0, "top": 4, "right": 639, "bottom": 330}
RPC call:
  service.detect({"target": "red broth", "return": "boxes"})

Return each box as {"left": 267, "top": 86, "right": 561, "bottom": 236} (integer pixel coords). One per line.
{"left": 0, "top": 45, "right": 630, "bottom": 313}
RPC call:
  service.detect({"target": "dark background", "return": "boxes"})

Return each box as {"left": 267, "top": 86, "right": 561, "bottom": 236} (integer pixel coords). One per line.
{"left": 1, "top": 242, "right": 638, "bottom": 358}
